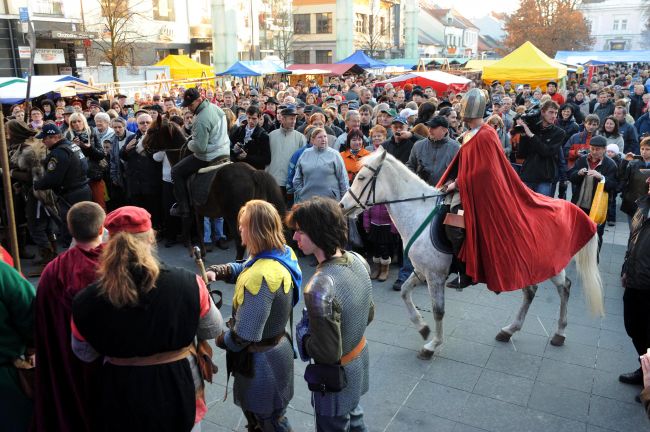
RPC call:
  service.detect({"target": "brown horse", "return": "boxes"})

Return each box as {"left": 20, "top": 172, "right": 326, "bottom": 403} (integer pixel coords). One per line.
{"left": 142, "top": 115, "right": 286, "bottom": 260}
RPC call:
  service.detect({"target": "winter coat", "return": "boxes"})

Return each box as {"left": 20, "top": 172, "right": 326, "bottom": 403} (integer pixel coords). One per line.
{"left": 64, "top": 128, "right": 106, "bottom": 181}
{"left": 622, "top": 195, "right": 650, "bottom": 291}
{"left": 119, "top": 132, "right": 162, "bottom": 196}
{"left": 569, "top": 155, "right": 619, "bottom": 211}
{"left": 593, "top": 101, "right": 615, "bottom": 124}
{"left": 619, "top": 158, "right": 650, "bottom": 216}
{"left": 518, "top": 123, "right": 565, "bottom": 183}
{"left": 188, "top": 99, "right": 230, "bottom": 161}
{"left": 556, "top": 118, "right": 580, "bottom": 145}
{"left": 635, "top": 112, "right": 650, "bottom": 138}
{"left": 563, "top": 130, "right": 595, "bottom": 169}
{"left": 362, "top": 204, "right": 397, "bottom": 234}
{"left": 108, "top": 130, "right": 135, "bottom": 187}
{"left": 229, "top": 125, "right": 271, "bottom": 169}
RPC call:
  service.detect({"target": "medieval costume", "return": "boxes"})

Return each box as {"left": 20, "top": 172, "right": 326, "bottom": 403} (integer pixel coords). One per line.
{"left": 437, "top": 89, "right": 597, "bottom": 293}
{"left": 0, "top": 259, "right": 35, "bottom": 432}
{"left": 297, "top": 251, "right": 374, "bottom": 430}
{"left": 34, "top": 244, "right": 104, "bottom": 431}
{"left": 212, "top": 246, "right": 301, "bottom": 431}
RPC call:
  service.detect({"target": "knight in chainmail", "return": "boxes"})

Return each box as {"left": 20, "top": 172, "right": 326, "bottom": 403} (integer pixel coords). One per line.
{"left": 287, "top": 197, "right": 374, "bottom": 432}
{"left": 207, "top": 200, "right": 302, "bottom": 432}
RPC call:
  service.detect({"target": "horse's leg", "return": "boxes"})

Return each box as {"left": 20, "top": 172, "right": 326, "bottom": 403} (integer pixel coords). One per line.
{"left": 181, "top": 216, "right": 192, "bottom": 255}
{"left": 399, "top": 272, "right": 430, "bottom": 339}
{"left": 550, "top": 270, "right": 571, "bottom": 346}
{"left": 496, "top": 285, "right": 538, "bottom": 342}
{"left": 418, "top": 270, "right": 447, "bottom": 360}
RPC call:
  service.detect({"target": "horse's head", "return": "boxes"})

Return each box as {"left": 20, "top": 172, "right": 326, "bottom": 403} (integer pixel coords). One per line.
{"left": 141, "top": 114, "right": 187, "bottom": 152}
{"left": 340, "top": 147, "right": 389, "bottom": 218}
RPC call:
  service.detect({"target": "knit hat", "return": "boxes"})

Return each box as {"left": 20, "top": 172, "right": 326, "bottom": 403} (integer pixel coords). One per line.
{"left": 606, "top": 143, "right": 620, "bottom": 153}
{"left": 590, "top": 136, "right": 607, "bottom": 148}
{"left": 104, "top": 206, "right": 152, "bottom": 235}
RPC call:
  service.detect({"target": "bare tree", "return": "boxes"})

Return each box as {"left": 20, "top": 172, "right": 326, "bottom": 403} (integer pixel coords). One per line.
{"left": 93, "top": 0, "right": 148, "bottom": 84}
{"left": 642, "top": 0, "right": 650, "bottom": 48}
{"left": 358, "top": 2, "right": 390, "bottom": 58}
{"left": 273, "top": 9, "right": 294, "bottom": 67}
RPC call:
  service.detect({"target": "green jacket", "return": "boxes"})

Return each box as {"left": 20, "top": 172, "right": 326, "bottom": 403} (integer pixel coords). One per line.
{"left": 188, "top": 100, "right": 230, "bottom": 161}
{"left": 0, "top": 261, "right": 35, "bottom": 364}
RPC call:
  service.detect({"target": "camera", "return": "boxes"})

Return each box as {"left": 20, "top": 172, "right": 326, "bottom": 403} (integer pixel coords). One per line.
{"left": 512, "top": 108, "right": 541, "bottom": 135}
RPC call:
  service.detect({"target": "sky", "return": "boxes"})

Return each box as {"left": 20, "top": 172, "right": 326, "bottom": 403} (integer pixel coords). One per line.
{"left": 434, "top": 0, "right": 522, "bottom": 19}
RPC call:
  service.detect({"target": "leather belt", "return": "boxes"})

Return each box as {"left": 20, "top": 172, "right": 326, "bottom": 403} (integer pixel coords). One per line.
{"left": 105, "top": 344, "right": 192, "bottom": 367}
{"left": 248, "top": 333, "right": 286, "bottom": 353}
{"left": 341, "top": 336, "right": 366, "bottom": 366}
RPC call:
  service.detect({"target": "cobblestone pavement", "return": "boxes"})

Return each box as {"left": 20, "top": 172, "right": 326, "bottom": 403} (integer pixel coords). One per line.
{"left": 25, "top": 212, "right": 649, "bottom": 432}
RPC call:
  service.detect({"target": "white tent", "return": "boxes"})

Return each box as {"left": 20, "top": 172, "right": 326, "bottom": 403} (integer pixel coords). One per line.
{"left": 0, "top": 75, "right": 101, "bottom": 104}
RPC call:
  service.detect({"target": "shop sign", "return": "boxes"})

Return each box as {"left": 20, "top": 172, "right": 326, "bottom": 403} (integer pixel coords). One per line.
{"left": 50, "top": 31, "right": 98, "bottom": 40}
{"left": 18, "top": 46, "right": 31, "bottom": 59}
{"left": 34, "top": 48, "right": 66, "bottom": 64}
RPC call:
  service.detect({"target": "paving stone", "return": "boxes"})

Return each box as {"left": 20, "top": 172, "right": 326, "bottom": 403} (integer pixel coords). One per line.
{"left": 405, "top": 380, "right": 471, "bottom": 421}
{"left": 597, "top": 328, "right": 631, "bottom": 352}
{"left": 537, "top": 357, "right": 595, "bottom": 393}
{"left": 424, "top": 356, "right": 483, "bottom": 392}
{"left": 438, "top": 336, "right": 494, "bottom": 367}
{"left": 595, "top": 346, "right": 641, "bottom": 373}
{"left": 591, "top": 369, "right": 643, "bottom": 404}
{"left": 527, "top": 380, "right": 590, "bottom": 422}
{"left": 373, "top": 345, "right": 433, "bottom": 377}
{"left": 587, "top": 395, "right": 649, "bottom": 432}
{"left": 543, "top": 340, "right": 598, "bottom": 368}
{"left": 485, "top": 345, "right": 542, "bottom": 380}
{"left": 452, "top": 423, "right": 490, "bottom": 432}
{"left": 384, "top": 408, "right": 457, "bottom": 432}
{"left": 473, "top": 369, "right": 534, "bottom": 406}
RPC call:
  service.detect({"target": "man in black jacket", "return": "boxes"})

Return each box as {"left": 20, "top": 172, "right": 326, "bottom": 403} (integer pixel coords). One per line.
{"left": 229, "top": 105, "right": 271, "bottom": 170}
{"left": 517, "top": 100, "right": 565, "bottom": 197}
{"left": 619, "top": 178, "right": 650, "bottom": 394}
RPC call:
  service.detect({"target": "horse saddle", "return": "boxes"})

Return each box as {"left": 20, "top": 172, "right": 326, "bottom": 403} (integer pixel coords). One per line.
{"left": 189, "top": 156, "right": 231, "bottom": 207}
{"left": 429, "top": 196, "right": 454, "bottom": 254}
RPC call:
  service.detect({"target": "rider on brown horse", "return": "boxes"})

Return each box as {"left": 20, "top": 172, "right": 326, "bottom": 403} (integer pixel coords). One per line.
{"left": 170, "top": 88, "right": 230, "bottom": 217}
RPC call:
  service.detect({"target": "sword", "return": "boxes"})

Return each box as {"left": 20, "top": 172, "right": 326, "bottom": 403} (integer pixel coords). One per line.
{"left": 193, "top": 246, "right": 223, "bottom": 309}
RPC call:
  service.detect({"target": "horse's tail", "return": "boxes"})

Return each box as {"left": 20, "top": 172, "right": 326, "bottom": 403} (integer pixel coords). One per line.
{"left": 251, "top": 170, "right": 287, "bottom": 216}
{"left": 575, "top": 233, "right": 605, "bottom": 317}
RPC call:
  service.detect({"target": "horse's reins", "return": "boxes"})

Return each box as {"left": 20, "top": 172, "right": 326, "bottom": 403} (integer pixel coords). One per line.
{"left": 347, "top": 152, "right": 445, "bottom": 257}
{"left": 347, "top": 151, "right": 445, "bottom": 210}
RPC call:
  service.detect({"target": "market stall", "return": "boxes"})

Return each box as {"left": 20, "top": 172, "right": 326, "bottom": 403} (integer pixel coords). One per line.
{"left": 375, "top": 70, "right": 471, "bottom": 94}
{"left": 286, "top": 63, "right": 365, "bottom": 86}
{"left": 0, "top": 75, "right": 104, "bottom": 104}
{"left": 482, "top": 41, "right": 567, "bottom": 88}
{"left": 154, "top": 55, "right": 213, "bottom": 80}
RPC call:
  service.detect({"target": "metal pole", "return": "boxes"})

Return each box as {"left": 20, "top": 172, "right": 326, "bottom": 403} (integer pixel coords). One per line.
{"left": 23, "top": 20, "right": 36, "bottom": 124}
{"left": 0, "top": 112, "right": 22, "bottom": 272}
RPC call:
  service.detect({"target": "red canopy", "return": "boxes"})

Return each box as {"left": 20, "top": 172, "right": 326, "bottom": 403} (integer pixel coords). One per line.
{"left": 287, "top": 63, "right": 365, "bottom": 76}
{"left": 376, "top": 71, "right": 471, "bottom": 94}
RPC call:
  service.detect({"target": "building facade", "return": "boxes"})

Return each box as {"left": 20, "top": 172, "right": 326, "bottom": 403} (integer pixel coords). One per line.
{"left": 579, "top": 0, "right": 645, "bottom": 50}
{"left": 291, "top": 0, "right": 398, "bottom": 64}
{"left": 418, "top": 4, "right": 479, "bottom": 59}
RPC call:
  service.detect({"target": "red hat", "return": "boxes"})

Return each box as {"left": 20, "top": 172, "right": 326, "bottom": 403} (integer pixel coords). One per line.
{"left": 105, "top": 206, "right": 152, "bottom": 235}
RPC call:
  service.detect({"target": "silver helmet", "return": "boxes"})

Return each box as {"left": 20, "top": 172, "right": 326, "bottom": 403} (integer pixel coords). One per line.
{"left": 460, "top": 88, "right": 487, "bottom": 120}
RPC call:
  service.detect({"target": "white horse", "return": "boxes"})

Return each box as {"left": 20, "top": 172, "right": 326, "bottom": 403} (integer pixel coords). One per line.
{"left": 340, "top": 149, "right": 604, "bottom": 359}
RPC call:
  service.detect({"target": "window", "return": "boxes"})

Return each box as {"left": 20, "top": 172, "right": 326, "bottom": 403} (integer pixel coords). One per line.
{"left": 100, "top": 0, "right": 128, "bottom": 17}
{"left": 33, "top": 0, "right": 63, "bottom": 15}
{"left": 316, "top": 13, "right": 332, "bottom": 33}
{"left": 613, "top": 19, "right": 619, "bottom": 30}
{"left": 293, "top": 50, "right": 310, "bottom": 64}
{"left": 294, "top": 14, "right": 310, "bottom": 34}
{"left": 380, "top": 17, "right": 386, "bottom": 36}
{"left": 153, "top": 0, "right": 175, "bottom": 21}
{"left": 315, "top": 50, "right": 332, "bottom": 64}
{"left": 621, "top": 19, "right": 627, "bottom": 30}
{"left": 355, "top": 13, "right": 366, "bottom": 33}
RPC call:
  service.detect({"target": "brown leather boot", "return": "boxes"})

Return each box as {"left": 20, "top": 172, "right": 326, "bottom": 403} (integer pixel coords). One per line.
{"left": 370, "top": 257, "right": 381, "bottom": 279}
{"left": 377, "top": 257, "right": 391, "bottom": 282}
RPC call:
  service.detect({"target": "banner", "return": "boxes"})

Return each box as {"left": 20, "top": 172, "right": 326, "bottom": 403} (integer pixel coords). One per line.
{"left": 34, "top": 49, "right": 65, "bottom": 64}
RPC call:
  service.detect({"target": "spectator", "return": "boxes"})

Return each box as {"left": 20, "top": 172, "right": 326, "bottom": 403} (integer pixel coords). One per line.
{"left": 293, "top": 127, "right": 348, "bottom": 203}
{"left": 600, "top": 115, "right": 625, "bottom": 151}
{"left": 340, "top": 128, "right": 371, "bottom": 182}
{"left": 517, "top": 100, "right": 565, "bottom": 197}
{"left": 620, "top": 138, "right": 650, "bottom": 227}
{"left": 229, "top": 105, "right": 271, "bottom": 170}
{"left": 556, "top": 104, "right": 580, "bottom": 145}
{"left": 594, "top": 90, "right": 615, "bottom": 123}
{"left": 615, "top": 106, "right": 640, "bottom": 154}
{"left": 368, "top": 124, "right": 387, "bottom": 151}
{"left": 564, "top": 114, "right": 600, "bottom": 170}
{"left": 487, "top": 115, "right": 512, "bottom": 157}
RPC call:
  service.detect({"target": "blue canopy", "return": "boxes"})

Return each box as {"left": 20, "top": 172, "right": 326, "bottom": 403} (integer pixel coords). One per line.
{"left": 555, "top": 50, "right": 650, "bottom": 64}
{"left": 216, "top": 60, "right": 290, "bottom": 77}
{"left": 336, "top": 50, "right": 386, "bottom": 69}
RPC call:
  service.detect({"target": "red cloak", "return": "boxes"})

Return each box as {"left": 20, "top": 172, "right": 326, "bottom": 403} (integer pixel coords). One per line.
{"left": 436, "top": 125, "right": 596, "bottom": 292}
{"left": 34, "top": 245, "right": 103, "bottom": 432}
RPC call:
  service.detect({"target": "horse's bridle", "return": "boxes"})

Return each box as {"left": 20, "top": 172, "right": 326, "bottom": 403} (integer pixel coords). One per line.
{"left": 347, "top": 151, "right": 445, "bottom": 211}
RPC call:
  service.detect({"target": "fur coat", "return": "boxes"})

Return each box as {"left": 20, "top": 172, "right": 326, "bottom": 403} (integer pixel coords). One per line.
{"left": 10, "top": 138, "right": 59, "bottom": 217}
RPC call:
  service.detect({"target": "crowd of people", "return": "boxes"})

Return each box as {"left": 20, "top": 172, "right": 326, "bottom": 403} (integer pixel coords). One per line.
{"left": 2, "top": 62, "right": 650, "bottom": 429}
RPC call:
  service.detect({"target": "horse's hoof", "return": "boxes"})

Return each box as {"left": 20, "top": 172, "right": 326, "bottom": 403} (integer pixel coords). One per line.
{"left": 417, "top": 348, "right": 434, "bottom": 360}
{"left": 495, "top": 330, "right": 512, "bottom": 342}
{"left": 550, "top": 334, "right": 566, "bottom": 346}
{"left": 419, "top": 325, "right": 431, "bottom": 340}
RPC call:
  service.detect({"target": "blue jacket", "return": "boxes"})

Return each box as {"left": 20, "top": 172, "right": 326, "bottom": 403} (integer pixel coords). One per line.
{"left": 635, "top": 112, "right": 650, "bottom": 138}
{"left": 619, "top": 122, "right": 639, "bottom": 154}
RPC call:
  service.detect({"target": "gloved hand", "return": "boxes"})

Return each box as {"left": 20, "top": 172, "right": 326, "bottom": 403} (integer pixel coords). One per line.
{"left": 295, "top": 308, "right": 311, "bottom": 362}
{"left": 206, "top": 264, "right": 232, "bottom": 281}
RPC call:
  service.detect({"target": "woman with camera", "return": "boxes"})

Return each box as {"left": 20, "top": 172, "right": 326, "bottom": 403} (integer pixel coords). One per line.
{"left": 206, "top": 200, "right": 301, "bottom": 432}
{"left": 64, "top": 112, "right": 107, "bottom": 209}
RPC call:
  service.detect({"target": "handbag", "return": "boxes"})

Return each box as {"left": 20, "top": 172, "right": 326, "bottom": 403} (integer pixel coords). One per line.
{"left": 588, "top": 178, "right": 608, "bottom": 225}
{"left": 13, "top": 358, "right": 35, "bottom": 400}
{"left": 304, "top": 363, "right": 347, "bottom": 393}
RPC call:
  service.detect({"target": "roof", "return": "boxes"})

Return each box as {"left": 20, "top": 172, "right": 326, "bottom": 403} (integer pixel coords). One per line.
{"left": 554, "top": 50, "right": 650, "bottom": 64}
{"left": 0, "top": 75, "right": 101, "bottom": 104}
{"left": 377, "top": 71, "right": 471, "bottom": 94}
{"left": 478, "top": 34, "right": 500, "bottom": 51}
{"left": 335, "top": 50, "right": 386, "bottom": 69}
{"left": 154, "top": 55, "right": 213, "bottom": 80}
{"left": 286, "top": 63, "right": 365, "bottom": 75}
{"left": 419, "top": 29, "right": 444, "bottom": 46}
{"left": 420, "top": 4, "right": 478, "bottom": 30}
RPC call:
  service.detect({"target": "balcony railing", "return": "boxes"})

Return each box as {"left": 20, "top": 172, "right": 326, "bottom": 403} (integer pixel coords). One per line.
{"left": 32, "top": 0, "right": 64, "bottom": 16}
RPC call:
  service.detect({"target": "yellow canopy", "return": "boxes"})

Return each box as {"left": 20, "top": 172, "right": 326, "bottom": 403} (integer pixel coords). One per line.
{"left": 482, "top": 41, "right": 567, "bottom": 88}
{"left": 154, "top": 55, "right": 214, "bottom": 80}
{"left": 464, "top": 59, "right": 497, "bottom": 72}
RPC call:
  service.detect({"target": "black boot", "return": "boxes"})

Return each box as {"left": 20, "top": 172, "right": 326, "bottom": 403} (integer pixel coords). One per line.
{"left": 619, "top": 367, "right": 643, "bottom": 385}
{"left": 446, "top": 273, "right": 475, "bottom": 290}
{"left": 18, "top": 227, "right": 35, "bottom": 259}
